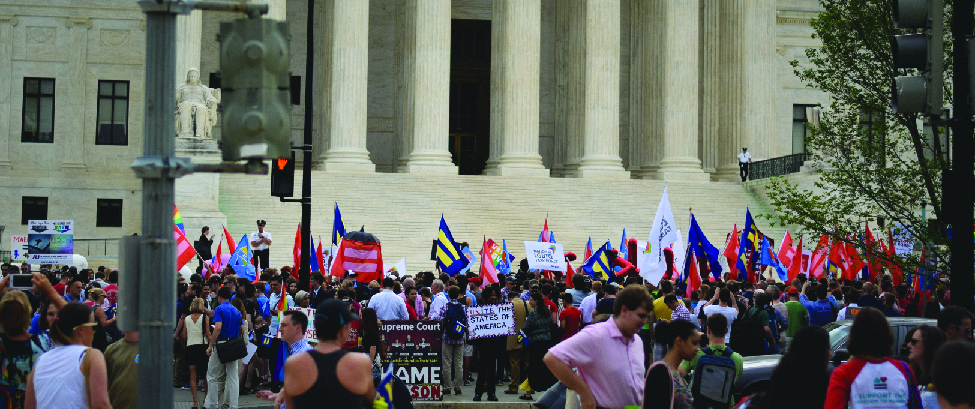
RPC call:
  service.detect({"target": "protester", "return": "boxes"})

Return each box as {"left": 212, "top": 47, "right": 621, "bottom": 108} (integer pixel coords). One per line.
{"left": 883, "top": 293, "right": 903, "bottom": 317}
{"left": 703, "top": 288, "right": 739, "bottom": 343}
{"left": 519, "top": 292, "right": 558, "bottom": 401}
{"left": 908, "top": 325, "right": 947, "bottom": 409}
{"left": 836, "top": 289, "right": 860, "bottom": 320}
{"left": 782, "top": 287, "right": 808, "bottom": 351}
{"left": 105, "top": 331, "right": 140, "bottom": 409}
{"left": 370, "top": 277, "right": 409, "bottom": 321}
{"left": 644, "top": 319, "right": 701, "bottom": 409}
{"left": 594, "top": 283, "right": 618, "bottom": 319}
{"left": 799, "top": 282, "right": 836, "bottom": 326}
{"left": 930, "top": 341, "right": 975, "bottom": 409}
{"left": 428, "top": 280, "right": 448, "bottom": 320}
{"left": 27, "top": 302, "right": 112, "bottom": 409}
{"left": 545, "top": 286, "right": 652, "bottom": 408}
{"left": 765, "top": 326, "right": 831, "bottom": 409}
{"left": 205, "top": 286, "right": 246, "bottom": 409}
{"left": 580, "top": 281, "right": 602, "bottom": 325}
{"left": 558, "top": 292, "right": 582, "bottom": 341}
{"left": 505, "top": 288, "right": 531, "bottom": 395}
{"left": 358, "top": 308, "right": 384, "bottom": 375}
{"left": 471, "top": 287, "right": 506, "bottom": 401}
{"left": 0, "top": 291, "right": 47, "bottom": 408}
{"left": 667, "top": 294, "right": 693, "bottom": 323}
{"left": 441, "top": 286, "right": 467, "bottom": 396}
{"left": 280, "top": 299, "right": 374, "bottom": 408}
{"left": 937, "top": 306, "right": 974, "bottom": 342}
{"left": 565, "top": 274, "right": 592, "bottom": 307}
{"left": 824, "top": 307, "right": 921, "bottom": 408}
{"left": 182, "top": 298, "right": 211, "bottom": 409}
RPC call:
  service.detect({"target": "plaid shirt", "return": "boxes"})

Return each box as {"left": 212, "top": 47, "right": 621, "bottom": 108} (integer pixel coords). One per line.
{"left": 670, "top": 302, "right": 693, "bottom": 323}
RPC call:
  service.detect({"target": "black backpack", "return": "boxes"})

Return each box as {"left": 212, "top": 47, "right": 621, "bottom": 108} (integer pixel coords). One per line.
{"left": 729, "top": 308, "right": 766, "bottom": 357}
{"left": 443, "top": 302, "right": 467, "bottom": 341}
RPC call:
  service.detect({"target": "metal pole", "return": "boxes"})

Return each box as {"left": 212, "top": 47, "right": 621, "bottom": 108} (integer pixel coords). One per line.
{"left": 136, "top": 2, "right": 180, "bottom": 407}
{"left": 299, "top": 0, "right": 314, "bottom": 292}
{"left": 951, "top": 0, "right": 975, "bottom": 313}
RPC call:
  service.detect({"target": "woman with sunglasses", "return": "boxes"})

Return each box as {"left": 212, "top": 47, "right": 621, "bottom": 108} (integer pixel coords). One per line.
{"left": 26, "top": 302, "right": 112, "bottom": 409}
{"left": 908, "top": 325, "right": 947, "bottom": 409}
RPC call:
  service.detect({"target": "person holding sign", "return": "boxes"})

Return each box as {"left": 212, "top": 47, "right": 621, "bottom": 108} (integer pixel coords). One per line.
{"left": 470, "top": 287, "right": 507, "bottom": 402}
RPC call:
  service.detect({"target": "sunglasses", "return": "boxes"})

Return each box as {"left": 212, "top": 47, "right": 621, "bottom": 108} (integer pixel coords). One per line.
{"left": 951, "top": 324, "right": 975, "bottom": 337}
{"left": 909, "top": 338, "right": 920, "bottom": 345}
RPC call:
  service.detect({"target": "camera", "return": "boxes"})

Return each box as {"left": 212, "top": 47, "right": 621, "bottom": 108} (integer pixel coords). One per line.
{"left": 8, "top": 274, "right": 33, "bottom": 290}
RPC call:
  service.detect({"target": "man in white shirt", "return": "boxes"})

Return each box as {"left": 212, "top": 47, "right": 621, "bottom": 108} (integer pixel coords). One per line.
{"left": 579, "top": 281, "right": 602, "bottom": 325}
{"left": 428, "top": 280, "right": 448, "bottom": 320}
{"left": 702, "top": 288, "right": 740, "bottom": 343}
{"left": 370, "top": 278, "right": 409, "bottom": 320}
{"left": 737, "top": 147, "right": 752, "bottom": 182}
{"left": 250, "top": 220, "right": 273, "bottom": 271}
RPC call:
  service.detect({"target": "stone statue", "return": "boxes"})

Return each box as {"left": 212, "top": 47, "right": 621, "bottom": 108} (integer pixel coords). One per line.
{"left": 175, "top": 68, "right": 220, "bottom": 138}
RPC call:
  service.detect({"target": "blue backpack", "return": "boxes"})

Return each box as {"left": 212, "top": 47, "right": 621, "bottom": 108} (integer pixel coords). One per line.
{"left": 690, "top": 347, "right": 737, "bottom": 409}
{"left": 443, "top": 302, "right": 467, "bottom": 341}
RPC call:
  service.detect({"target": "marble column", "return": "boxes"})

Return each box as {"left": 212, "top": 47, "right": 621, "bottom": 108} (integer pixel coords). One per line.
{"left": 483, "top": 0, "right": 548, "bottom": 177}
{"left": 0, "top": 15, "right": 15, "bottom": 170}
{"left": 629, "top": 0, "right": 663, "bottom": 178}
{"left": 562, "top": 0, "right": 628, "bottom": 179}
{"left": 174, "top": 10, "right": 202, "bottom": 88}
{"left": 699, "top": 0, "right": 720, "bottom": 175}
{"left": 715, "top": 0, "right": 745, "bottom": 181}
{"left": 742, "top": 0, "right": 777, "bottom": 161}
{"left": 551, "top": 0, "right": 569, "bottom": 177}
{"left": 655, "top": 0, "right": 707, "bottom": 181}
{"left": 396, "top": 0, "right": 456, "bottom": 174}
{"left": 320, "top": 0, "right": 375, "bottom": 172}
{"left": 63, "top": 17, "right": 90, "bottom": 171}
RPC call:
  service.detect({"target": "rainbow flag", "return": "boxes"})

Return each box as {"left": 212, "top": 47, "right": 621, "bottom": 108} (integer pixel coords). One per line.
{"left": 173, "top": 205, "right": 185, "bottom": 235}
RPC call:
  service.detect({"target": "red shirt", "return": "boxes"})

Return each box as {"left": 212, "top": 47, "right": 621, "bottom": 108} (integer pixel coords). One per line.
{"left": 824, "top": 356, "right": 921, "bottom": 409}
{"left": 53, "top": 283, "right": 66, "bottom": 296}
{"left": 406, "top": 302, "right": 418, "bottom": 320}
{"left": 544, "top": 298, "right": 557, "bottom": 315}
{"left": 103, "top": 284, "right": 118, "bottom": 305}
{"left": 558, "top": 307, "right": 582, "bottom": 341}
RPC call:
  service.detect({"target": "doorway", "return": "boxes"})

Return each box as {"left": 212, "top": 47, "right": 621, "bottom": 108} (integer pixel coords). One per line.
{"left": 449, "top": 19, "right": 491, "bottom": 175}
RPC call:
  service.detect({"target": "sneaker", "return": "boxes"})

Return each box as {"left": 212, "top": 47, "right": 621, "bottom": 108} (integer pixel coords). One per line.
{"left": 463, "top": 380, "right": 471, "bottom": 386}
{"left": 488, "top": 394, "right": 499, "bottom": 401}
{"left": 443, "top": 388, "right": 451, "bottom": 395}
{"left": 473, "top": 395, "right": 482, "bottom": 402}
{"left": 181, "top": 383, "right": 191, "bottom": 390}
{"left": 454, "top": 388, "right": 462, "bottom": 395}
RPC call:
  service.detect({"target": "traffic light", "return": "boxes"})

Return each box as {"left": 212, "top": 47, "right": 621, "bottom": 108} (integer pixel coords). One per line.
{"left": 891, "top": 0, "right": 944, "bottom": 115}
{"left": 271, "top": 152, "right": 295, "bottom": 197}
{"left": 218, "top": 18, "right": 292, "bottom": 161}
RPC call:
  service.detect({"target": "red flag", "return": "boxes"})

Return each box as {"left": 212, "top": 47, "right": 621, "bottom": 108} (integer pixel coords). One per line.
{"left": 329, "top": 238, "right": 384, "bottom": 284}
{"left": 809, "top": 235, "right": 830, "bottom": 279}
{"left": 723, "top": 225, "right": 740, "bottom": 280}
{"left": 777, "top": 231, "right": 796, "bottom": 268}
{"left": 863, "top": 224, "right": 880, "bottom": 281}
{"left": 223, "top": 225, "right": 236, "bottom": 254}
{"left": 479, "top": 238, "right": 500, "bottom": 288}
{"left": 584, "top": 240, "right": 593, "bottom": 262}
{"left": 686, "top": 253, "right": 701, "bottom": 298}
{"left": 787, "top": 236, "right": 803, "bottom": 282}
{"left": 885, "top": 228, "right": 902, "bottom": 286}
{"left": 828, "top": 239, "right": 848, "bottom": 279}
{"left": 213, "top": 238, "right": 223, "bottom": 274}
{"left": 540, "top": 218, "right": 550, "bottom": 243}
{"left": 292, "top": 224, "right": 301, "bottom": 270}
{"left": 316, "top": 237, "right": 326, "bottom": 274}
{"left": 174, "top": 225, "right": 197, "bottom": 271}
{"left": 845, "top": 241, "right": 867, "bottom": 281}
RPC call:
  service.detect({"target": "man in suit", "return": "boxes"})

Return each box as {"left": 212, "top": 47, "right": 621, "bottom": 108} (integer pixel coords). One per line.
{"left": 195, "top": 226, "right": 215, "bottom": 269}
{"left": 308, "top": 272, "right": 331, "bottom": 309}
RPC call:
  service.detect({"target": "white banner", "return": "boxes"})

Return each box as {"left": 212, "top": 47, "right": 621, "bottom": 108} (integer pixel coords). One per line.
{"left": 892, "top": 223, "right": 914, "bottom": 256}
{"left": 523, "top": 241, "right": 566, "bottom": 272}
{"left": 10, "top": 236, "right": 28, "bottom": 262}
{"left": 641, "top": 188, "right": 679, "bottom": 284}
{"left": 387, "top": 257, "right": 408, "bottom": 278}
{"left": 466, "top": 303, "right": 516, "bottom": 339}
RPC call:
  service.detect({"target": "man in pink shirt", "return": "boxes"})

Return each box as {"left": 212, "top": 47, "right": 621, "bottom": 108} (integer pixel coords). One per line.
{"left": 544, "top": 286, "right": 653, "bottom": 409}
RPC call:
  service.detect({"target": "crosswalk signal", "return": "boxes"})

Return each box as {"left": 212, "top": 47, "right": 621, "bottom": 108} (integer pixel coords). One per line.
{"left": 271, "top": 152, "right": 295, "bottom": 197}
{"left": 891, "top": 0, "right": 944, "bottom": 115}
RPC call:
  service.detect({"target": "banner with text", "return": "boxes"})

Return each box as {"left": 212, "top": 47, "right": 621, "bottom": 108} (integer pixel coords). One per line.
{"left": 275, "top": 307, "right": 317, "bottom": 342}
{"left": 27, "top": 220, "right": 73, "bottom": 264}
{"left": 466, "top": 302, "right": 516, "bottom": 340}
{"left": 524, "top": 241, "right": 566, "bottom": 272}
{"left": 10, "top": 236, "right": 28, "bottom": 262}
{"left": 381, "top": 320, "right": 443, "bottom": 401}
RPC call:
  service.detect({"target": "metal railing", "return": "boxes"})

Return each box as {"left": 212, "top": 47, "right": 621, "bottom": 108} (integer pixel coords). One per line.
{"left": 73, "top": 238, "right": 120, "bottom": 258}
{"left": 749, "top": 153, "right": 812, "bottom": 180}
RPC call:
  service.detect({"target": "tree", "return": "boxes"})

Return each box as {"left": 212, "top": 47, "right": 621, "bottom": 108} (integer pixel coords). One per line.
{"left": 763, "top": 0, "right": 953, "bottom": 279}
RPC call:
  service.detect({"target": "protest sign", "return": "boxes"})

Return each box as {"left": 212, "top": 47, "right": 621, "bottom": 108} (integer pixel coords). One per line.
{"left": 524, "top": 241, "right": 566, "bottom": 272}
{"left": 275, "top": 307, "right": 317, "bottom": 342}
{"left": 382, "top": 320, "right": 443, "bottom": 401}
{"left": 10, "top": 236, "right": 28, "bottom": 262}
{"left": 26, "top": 220, "right": 73, "bottom": 264}
{"left": 892, "top": 223, "right": 915, "bottom": 256}
{"left": 466, "top": 303, "right": 516, "bottom": 340}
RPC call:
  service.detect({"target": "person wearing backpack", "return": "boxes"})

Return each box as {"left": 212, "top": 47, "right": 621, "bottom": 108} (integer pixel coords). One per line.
{"left": 730, "top": 292, "right": 776, "bottom": 357}
{"left": 681, "top": 313, "right": 743, "bottom": 409}
{"left": 441, "top": 286, "right": 468, "bottom": 396}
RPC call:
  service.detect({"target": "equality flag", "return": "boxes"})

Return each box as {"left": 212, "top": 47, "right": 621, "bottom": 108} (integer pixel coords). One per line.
{"left": 687, "top": 214, "right": 723, "bottom": 279}
{"left": 316, "top": 237, "right": 326, "bottom": 273}
{"left": 808, "top": 234, "right": 830, "bottom": 278}
{"left": 479, "top": 238, "right": 500, "bottom": 288}
{"left": 584, "top": 237, "right": 594, "bottom": 262}
{"left": 377, "top": 363, "right": 395, "bottom": 408}
{"left": 174, "top": 225, "right": 196, "bottom": 271}
{"left": 828, "top": 238, "right": 848, "bottom": 279}
{"left": 723, "top": 225, "right": 740, "bottom": 280}
{"left": 332, "top": 203, "right": 347, "bottom": 246}
{"left": 642, "top": 187, "right": 680, "bottom": 284}
{"left": 329, "top": 237, "right": 384, "bottom": 284}
{"left": 787, "top": 236, "right": 803, "bottom": 282}
{"left": 583, "top": 241, "right": 615, "bottom": 282}
{"left": 736, "top": 209, "right": 759, "bottom": 283}
{"left": 174, "top": 205, "right": 185, "bottom": 236}
{"left": 222, "top": 225, "right": 236, "bottom": 254}
{"left": 435, "top": 216, "right": 468, "bottom": 276}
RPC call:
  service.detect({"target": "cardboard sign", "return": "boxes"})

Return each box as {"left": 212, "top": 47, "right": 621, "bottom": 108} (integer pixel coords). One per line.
{"left": 10, "top": 236, "right": 28, "bottom": 262}
{"left": 27, "top": 220, "right": 73, "bottom": 264}
{"left": 466, "top": 303, "right": 516, "bottom": 340}
{"left": 524, "top": 241, "right": 566, "bottom": 272}
{"left": 382, "top": 320, "right": 443, "bottom": 401}
{"left": 275, "top": 307, "right": 318, "bottom": 342}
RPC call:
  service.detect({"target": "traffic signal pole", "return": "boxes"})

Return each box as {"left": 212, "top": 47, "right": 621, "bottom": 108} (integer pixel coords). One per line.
{"left": 299, "top": 0, "right": 314, "bottom": 292}
{"left": 950, "top": 0, "right": 975, "bottom": 313}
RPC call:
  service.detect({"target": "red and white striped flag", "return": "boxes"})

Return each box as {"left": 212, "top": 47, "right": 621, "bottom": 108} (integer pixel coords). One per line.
{"left": 479, "top": 238, "right": 499, "bottom": 289}
{"left": 174, "top": 225, "right": 197, "bottom": 271}
{"left": 329, "top": 238, "right": 383, "bottom": 284}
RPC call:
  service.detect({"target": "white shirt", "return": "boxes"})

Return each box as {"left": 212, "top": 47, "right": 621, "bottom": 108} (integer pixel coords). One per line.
{"left": 738, "top": 152, "right": 752, "bottom": 163}
{"left": 251, "top": 230, "right": 272, "bottom": 251}
{"left": 370, "top": 289, "right": 409, "bottom": 321}
{"left": 428, "top": 292, "right": 448, "bottom": 320}
{"left": 580, "top": 292, "right": 598, "bottom": 324}
{"left": 704, "top": 304, "right": 738, "bottom": 343}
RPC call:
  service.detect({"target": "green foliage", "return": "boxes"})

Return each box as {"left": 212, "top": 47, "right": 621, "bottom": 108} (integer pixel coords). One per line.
{"left": 765, "top": 0, "right": 952, "bottom": 276}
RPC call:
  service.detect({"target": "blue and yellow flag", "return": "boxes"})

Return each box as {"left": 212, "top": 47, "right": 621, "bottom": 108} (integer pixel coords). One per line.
{"left": 228, "top": 236, "right": 256, "bottom": 281}
{"left": 375, "top": 363, "right": 395, "bottom": 409}
{"left": 436, "top": 216, "right": 468, "bottom": 276}
{"left": 582, "top": 241, "right": 615, "bottom": 282}
{"left": 332, "top": 203, "right": 347, "bottom": 246}
{"left": 736, "top": 209, "right": 759, "bottom": 283}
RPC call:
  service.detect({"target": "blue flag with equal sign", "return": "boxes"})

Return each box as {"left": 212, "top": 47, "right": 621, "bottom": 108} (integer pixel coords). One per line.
{"left": 436, "top": 216, "right": 468, "bottom": 276}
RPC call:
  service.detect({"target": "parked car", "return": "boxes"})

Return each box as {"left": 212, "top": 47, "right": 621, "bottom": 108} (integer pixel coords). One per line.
{"left": 729, "top": 317, "right": 935, "bottom": 402}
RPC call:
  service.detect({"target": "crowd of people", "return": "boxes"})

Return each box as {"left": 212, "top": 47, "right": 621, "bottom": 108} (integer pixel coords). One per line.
{"left": 2, "top": 255, "right": 974, "bottom": 409}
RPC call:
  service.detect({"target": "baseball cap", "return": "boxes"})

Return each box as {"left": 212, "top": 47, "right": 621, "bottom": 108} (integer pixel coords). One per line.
{"left": 787, "top": 287, "right": 799, "bottom": 294}
{"left": 316, "top": 299, "right": 360, "bottom": 326}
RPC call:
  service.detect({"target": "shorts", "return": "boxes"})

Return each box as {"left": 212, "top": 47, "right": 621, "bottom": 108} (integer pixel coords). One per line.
{"left": 464, "top": 343, "right": 473, "bottom": 357}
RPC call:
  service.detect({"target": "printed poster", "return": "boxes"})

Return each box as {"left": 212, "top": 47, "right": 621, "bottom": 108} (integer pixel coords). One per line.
{"left": 10, "top": 236, "right": 28, "bottom": 262}
{"left": 27, "top": 220, "right": 73, "bottom": 264}
{"left": 524, "top": 241, "right": 566, "bottom": 272}
{"left": 381, "top": 320, "right": 442, "bottom": 401}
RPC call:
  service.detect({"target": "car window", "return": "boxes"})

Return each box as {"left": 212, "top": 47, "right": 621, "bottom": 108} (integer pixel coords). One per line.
{"left": 829, "top": 324, "right": 851, "bottom": 351}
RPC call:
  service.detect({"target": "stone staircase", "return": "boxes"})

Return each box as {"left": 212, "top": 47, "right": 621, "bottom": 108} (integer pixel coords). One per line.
{"left": 217, "top": 171, "right": 786, "bottom": 271}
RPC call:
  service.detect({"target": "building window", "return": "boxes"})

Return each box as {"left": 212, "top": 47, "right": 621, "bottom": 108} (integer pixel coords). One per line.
{"left": 792, "top": 105, "right": 820, "bottom": 155}
{"left": 96, "top": 199, "right": 123, "bottom": 227}
{"left": 96, "top": 80, "right": 130, "bottom": 145}
{"left": 860, "top": 109, "right": 887, "bottom": 161}
{"left": 22, "top": 78, "right": 55, "bottom": 143}
{"left": 21, "top": 197, "right": 48, "bottom": 225}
